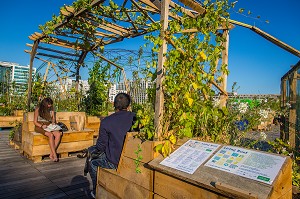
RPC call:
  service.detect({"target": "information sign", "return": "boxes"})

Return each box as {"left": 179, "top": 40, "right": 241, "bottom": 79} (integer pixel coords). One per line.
{"left": 160, "top": 140, "right": 220, "bottom": 174}
{"left": 205, "top": 146, "right": 286, "bottom": 184}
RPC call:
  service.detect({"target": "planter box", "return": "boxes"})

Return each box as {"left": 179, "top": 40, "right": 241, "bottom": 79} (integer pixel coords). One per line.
{"left": 0, "top": 116, "right": 23, "bottom": 127}
{"left": 97, "top": 132, "right": 162, "bottom": 197}
{"left": 149, "top": 145, "right": 292, "bottom": 199}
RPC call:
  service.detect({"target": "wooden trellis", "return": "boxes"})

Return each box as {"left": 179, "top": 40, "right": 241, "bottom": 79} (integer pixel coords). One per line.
{"left": 26, "top": 0, "right": 300, "bottom": 138}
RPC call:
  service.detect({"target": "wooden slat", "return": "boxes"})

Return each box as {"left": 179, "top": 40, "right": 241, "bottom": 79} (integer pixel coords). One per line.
{"left": 0, "top": 129, "right": 92, "bottom": 198}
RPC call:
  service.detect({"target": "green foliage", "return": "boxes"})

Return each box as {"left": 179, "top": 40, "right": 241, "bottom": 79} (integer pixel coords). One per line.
{"left": 144, "top": 0, "right": 235, "bottom": 143}
{"left": 132, "top": 103, "right": 155, "bottom": 141}
{"left": 134, "top": 144, "right": 143, "bottom": 173}
{"left": 9, "top": 121, "right": 22, "bottom": 141}
{"left": 267, "top": 138, "right": 300, "bottom": 189}
{"left": 84, "top": 60, "right": 112, "bottom": 116}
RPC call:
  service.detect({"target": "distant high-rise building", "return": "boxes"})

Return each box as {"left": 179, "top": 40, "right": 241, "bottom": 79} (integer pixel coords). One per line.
{"left": 109, "top": 79, "right": 154, "bottom": 104}
{"left": 54, "top": 78, "right": 90, "bottom": 96}
{"left": 0, "top": 61, "right": 36, "bottom": 94}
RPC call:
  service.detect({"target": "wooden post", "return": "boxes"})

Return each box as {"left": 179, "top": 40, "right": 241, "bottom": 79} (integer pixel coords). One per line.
{"left": 27, "top": 40, "right": 39, "bottom": 110}
{"left": 219, "top": 29, "right": 229, "bottom": 107}
{"left": 280, "top": 79, "right": 287, "bottom": 140}
{"left": 154, "top": 0, "right": 170, "bottom": 140}
{"left": 289, "top": 72, "right": 297, "bottom": 148}
{"left": 75, "top": 51, "right": 88, "bottom": 92}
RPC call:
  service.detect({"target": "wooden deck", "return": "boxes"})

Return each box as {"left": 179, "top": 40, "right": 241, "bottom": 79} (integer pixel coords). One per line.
{"left": 0, "top": 128, "right": 94, "bottom": 199}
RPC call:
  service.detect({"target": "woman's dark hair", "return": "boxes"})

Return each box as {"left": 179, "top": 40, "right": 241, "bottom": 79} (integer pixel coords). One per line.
{"left": 38, "top": 97, "right": 53, "bottom": 120}
{"left": 114, "top": 93, "right": 131, "bottom": 110}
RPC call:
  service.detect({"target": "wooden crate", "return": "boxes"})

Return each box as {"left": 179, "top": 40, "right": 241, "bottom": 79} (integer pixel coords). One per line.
{"left": 96, "top": 132, "right": 162, "bottom": 197}
{"left": 97, "top": 168, "right": 153, "bottom": 199}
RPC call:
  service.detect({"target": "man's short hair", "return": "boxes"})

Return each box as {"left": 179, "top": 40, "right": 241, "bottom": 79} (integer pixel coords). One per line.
{"left": 114, "top": 93, "right": 131, "bottom": 110}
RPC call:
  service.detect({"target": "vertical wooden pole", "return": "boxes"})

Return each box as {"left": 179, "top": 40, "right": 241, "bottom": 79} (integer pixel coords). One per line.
{"left": 76, "top": 51, "right": 88, "bottom": 92}
{"left": 280, "top": 79, "right": 287, "bottom": 140}
{"left": 281, "top": 79, "right": 285, "bottom": 107}
{"left": 289, "top": 72, "right": 297, "bottom": 148}
{"left": 27, "top": 40, "right": 39, "bottom": 111}
{"left": 219, "top": 30, "right": 229, "bottom": 107}
{"left": 154, "top": 0, "right": 170, "bottom": 140}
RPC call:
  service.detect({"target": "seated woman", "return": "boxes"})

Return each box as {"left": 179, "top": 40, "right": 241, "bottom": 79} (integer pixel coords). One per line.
{"left": 33, "top": 97, "right": 62, "bottom": 162}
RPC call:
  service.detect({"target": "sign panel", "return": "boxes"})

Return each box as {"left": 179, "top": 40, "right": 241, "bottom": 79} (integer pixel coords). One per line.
{"left": 160, "top": 140, "right": 220, "bottom": 174}
{"left": 205, "top": 146, "right": 286, "bottom": 184}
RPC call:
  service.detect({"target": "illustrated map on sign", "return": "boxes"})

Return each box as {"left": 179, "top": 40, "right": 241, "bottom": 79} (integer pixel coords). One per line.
{"left": 205, "top": 146, "right": 286, "bottom": 184}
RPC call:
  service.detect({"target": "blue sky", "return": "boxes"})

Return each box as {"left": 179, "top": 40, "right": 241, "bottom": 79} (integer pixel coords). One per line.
{"left": 0, "top": 0, "right": 299, "bottom": 94}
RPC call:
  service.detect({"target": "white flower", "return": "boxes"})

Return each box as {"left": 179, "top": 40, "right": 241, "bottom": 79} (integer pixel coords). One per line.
{"left": 238, "top": 102, "right": 248, "bottom": 114}
{"left": 212, "top": 98, "right": 220, "bottom": 107}
{"left": 259, "top": 109, "right": 269, "bottom": 119}
{"left": 260, "top": 132, "right": 267, "bottom": 140}
{"left": 281, "top": 148, "right": 286, "bottom": 153}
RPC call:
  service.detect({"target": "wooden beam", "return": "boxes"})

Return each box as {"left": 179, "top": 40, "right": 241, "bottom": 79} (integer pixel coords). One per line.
{"left": 97, "top": 24, "right": 125, "bottom": 35}
{"left": 130, "top": 0, "right": 156, "bottom": 23}
{"left": 289, "top": 71, "right": 297, "bottom": 148}
{"left": 219, "top": 29, "right": 229, "bottom": 107}
{"left": 169, "top": 1, "right": 195, "bottom": 18}
{"left": 155, "top": 0, "right": 170, "bottom": 140}
{"left": 94, "top": 52, "right": 130, "bottom": 93}
{"left": 75, "top": 51, "right": 88, "bottom": 93}
{"left": 228, "top": 19, "right": 300, "bottom": 58}
{"left": 137, "top": 0, "right": 160, "bottom": 11}
{"left": 39, "top": 37, "right": 84, "bottom": 50}
{"left": 95, "top": 31, "right": 117, "bottom": 38}
{"left": 27, "top": 40, "right": 39, "bottom": 110}
{"left": 26, "top": 43, "right": 80, "bottom": 57}
{"left": 24, "top": 50, "right": 78, "bottom": 62}
{"left": 178, "top": 0, "right": 206, "bottom": 15}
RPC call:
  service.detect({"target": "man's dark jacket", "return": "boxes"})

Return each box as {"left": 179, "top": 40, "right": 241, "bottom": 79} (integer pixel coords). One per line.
{"left": 96, "top": 110, "right": 136, "bottom": 166}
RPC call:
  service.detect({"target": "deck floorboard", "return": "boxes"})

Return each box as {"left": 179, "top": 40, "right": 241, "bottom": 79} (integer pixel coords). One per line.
{"left": 0, "top": 129, "right": 93, "bottom": 199}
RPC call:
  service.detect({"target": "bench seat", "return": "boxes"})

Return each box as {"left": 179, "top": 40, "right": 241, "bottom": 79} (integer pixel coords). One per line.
{"left": 22, "top": 112, "right": 94, "bottom": 163}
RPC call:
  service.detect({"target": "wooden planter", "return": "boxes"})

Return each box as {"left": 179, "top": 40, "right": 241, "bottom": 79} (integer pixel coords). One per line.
{"left": 96, "top": 132, "right": 162, "bottom": 199}
{"left": 14, "top": 110, "right": 25, "bottom": 116}
{"left": 0, "top": 116, "right": 23, "bottom": 128}
{"left": 149, "top": 146, "right": 292, "bottom": 199}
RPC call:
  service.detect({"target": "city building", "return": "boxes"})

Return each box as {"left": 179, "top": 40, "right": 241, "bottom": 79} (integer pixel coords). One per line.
{"left": 53, "top": 78, "right": 90, "bottom": 96}
{"left": 108, "top": 79, "right": 154, "bottom": 104}
{"left": 0, "top": 61, "right": 36, "bottom": 94}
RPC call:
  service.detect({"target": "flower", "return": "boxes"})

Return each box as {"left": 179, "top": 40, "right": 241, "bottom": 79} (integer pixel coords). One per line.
{"left": 259, "top": 109, "right": 269, "bottom": 119}
{"left": 238, "top": 102, "right": 248, "bottom": 114}
{"left": 212, "top": 98, "right": 220, "bottom": 107}
{"left": 260, "top": 132, "right": 267, "bottom": 140}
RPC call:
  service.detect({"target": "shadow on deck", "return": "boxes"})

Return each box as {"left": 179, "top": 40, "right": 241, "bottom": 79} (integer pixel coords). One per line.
{"left": 0, "top": 128, "right": 93, "bottom": 199}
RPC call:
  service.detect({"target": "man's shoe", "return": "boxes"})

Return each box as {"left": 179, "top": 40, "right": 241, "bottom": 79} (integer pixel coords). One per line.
{"left": 90, "top": 190, "right": 95, "bottom": 199}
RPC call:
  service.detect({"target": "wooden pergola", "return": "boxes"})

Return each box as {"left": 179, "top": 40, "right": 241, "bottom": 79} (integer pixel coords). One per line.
{"left": 26, "top": 0, "right": 300, "bottom": 138}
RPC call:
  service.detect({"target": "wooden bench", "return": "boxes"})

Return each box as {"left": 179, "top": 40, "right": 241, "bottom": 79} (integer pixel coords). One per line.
{"left": 0, "top": 110, "right": 24, "bottom": 128}
{"left": 22, "top": 112, "right": 94, "bottom": 163}
{"left": 96, "top": 132, "right": 162, "bottom": 199}
{"left": 86, "top": 116, "right": 101, "bottom": 137}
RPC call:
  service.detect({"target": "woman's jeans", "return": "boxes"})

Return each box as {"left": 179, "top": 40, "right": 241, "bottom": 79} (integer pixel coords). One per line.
{"left": 89, "top": 151, "right": 117, "bottom": 193}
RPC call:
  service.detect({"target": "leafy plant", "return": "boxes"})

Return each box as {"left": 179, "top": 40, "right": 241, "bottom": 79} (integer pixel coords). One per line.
{"left": 134, "top": 144, "right": 143, "bottom": 173}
